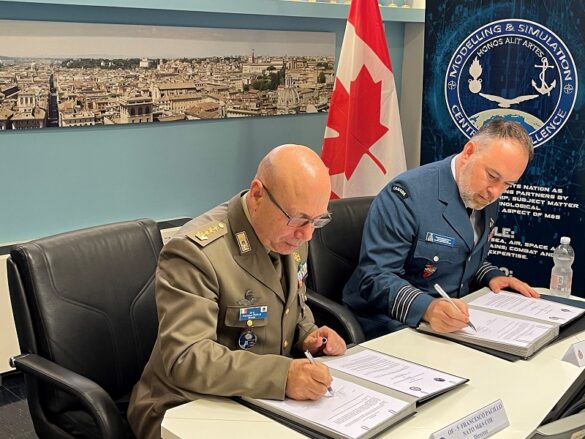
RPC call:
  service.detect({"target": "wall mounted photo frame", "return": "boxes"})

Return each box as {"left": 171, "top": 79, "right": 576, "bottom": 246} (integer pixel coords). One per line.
{"left": 0, "top": 20, "right": 335, "bottom": 131}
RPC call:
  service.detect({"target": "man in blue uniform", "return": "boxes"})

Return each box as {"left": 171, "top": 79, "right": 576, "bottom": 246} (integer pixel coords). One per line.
{"left": 343, "top": 120, "right": 539, "bottom": 340}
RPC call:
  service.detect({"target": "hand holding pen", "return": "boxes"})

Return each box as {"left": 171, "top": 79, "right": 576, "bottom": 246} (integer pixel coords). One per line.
{"left": 305, "top": 350, "right": 334, "bottom": 396}
{"left": 433, "top": 284, "right": 477, "bottom": 332}
{"left": 284, "top": 355, "right": 334, "bottom": 400}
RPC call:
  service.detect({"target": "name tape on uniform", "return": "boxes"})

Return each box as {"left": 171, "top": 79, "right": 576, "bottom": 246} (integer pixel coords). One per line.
{"left": 426, "top": 232, "right": 456, "bottom": 247}
{"left": 239, "top": 306, "right": 268, "bottom": 321}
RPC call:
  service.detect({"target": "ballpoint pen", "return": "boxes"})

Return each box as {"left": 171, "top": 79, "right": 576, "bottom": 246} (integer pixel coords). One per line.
{"left": 433, "top": 284, "right": 477, "bottom": 331}
{"left": 304, "top": 350, "right": 334, "bottom": 396}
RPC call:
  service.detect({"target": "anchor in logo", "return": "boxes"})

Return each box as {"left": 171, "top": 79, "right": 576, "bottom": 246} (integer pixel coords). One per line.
{"left": 446, "top": 19, "right": 577, "bottom": 148}
{"left": 466, "top": 57, "right": 539, "bottom": 108}
{"left": 531, "top": 57, "right": 556, "bottom": 96}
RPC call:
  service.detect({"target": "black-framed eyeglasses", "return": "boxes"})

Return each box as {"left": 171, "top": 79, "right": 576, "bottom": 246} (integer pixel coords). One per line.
{"left": 260, "top": 182, "right": 332, "bottom": 229}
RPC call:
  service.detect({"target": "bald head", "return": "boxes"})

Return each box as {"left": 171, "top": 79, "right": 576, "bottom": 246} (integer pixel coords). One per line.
{"left": 247, "top": 144, "right": 332, "bottom": 254}
{"left": 256, "top": 144, "right": 331, "bottom": 197}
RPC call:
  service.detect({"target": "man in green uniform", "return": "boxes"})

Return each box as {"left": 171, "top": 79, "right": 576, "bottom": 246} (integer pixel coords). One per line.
{"left": 128, "top": 144, "right": 347, "bottom": 439}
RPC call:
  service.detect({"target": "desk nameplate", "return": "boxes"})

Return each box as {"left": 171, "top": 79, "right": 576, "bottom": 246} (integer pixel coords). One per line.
{"left": 563, "top": 340, "right": 585, "bottom": 367}
{"left": 430, "top": 399, "right": 509, "bottom": 439}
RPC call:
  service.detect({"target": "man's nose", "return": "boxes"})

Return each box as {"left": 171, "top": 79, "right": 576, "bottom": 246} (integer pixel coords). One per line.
{"left": 294, "top": 223, "right": 315, "bottom": 241}
{"left": 488, "top": 181, "right": 508, "bottom": 198}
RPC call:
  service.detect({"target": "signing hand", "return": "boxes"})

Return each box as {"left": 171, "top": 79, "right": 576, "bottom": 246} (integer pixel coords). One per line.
{"left": 285, "top": 358, "right": 332, "bottom": 400}
{"left": 423, "top": 298, "right": 470, "bottom": 333}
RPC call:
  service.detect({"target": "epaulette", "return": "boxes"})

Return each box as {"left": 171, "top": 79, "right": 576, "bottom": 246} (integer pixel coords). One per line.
{"left": 186, "top": 220, "right": 228, "bottom": 247}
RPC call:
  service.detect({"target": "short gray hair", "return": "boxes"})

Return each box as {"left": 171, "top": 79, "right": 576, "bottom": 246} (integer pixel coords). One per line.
{"left": 472, "top": 119, "right": 534, "bottom": 161}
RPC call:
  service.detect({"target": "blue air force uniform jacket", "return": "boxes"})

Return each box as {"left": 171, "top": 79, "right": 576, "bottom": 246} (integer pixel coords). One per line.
{"left": 343, "top": 156, "right": 504, "bottom": 339}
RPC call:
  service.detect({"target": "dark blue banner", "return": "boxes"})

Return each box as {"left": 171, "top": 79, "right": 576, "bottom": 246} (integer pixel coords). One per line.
{"left": 422, "top": 0, "right": 585, "bottom": 294}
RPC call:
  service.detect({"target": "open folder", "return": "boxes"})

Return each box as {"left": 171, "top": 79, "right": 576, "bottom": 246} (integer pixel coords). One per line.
{"left": 418, "top": 288, "right": 585, "bottom": 360}
{"left": 238, "top": 346, "right": 468, "bottom": 439}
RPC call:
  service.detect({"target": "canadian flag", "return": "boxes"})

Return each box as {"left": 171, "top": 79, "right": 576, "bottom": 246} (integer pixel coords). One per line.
{"left": 321, "top": 0, "right": 406, "bottom": 199}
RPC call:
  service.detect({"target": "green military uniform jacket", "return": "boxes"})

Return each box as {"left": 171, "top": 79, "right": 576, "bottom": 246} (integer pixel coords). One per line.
{"left": 128, "top": 192, "right": 317, "bottom": 439}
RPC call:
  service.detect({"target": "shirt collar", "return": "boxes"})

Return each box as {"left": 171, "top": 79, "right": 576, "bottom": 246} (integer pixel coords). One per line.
{"left": 241, "top": 191, "right": 271, "bottom": 254}
{"left": 451, "top": 153, "right": 471, "bottom": 209}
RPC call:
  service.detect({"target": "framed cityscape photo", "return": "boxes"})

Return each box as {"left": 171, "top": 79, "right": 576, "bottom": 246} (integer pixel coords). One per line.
{"left": 0, "top": 20, "right": 335, "bottom": 131}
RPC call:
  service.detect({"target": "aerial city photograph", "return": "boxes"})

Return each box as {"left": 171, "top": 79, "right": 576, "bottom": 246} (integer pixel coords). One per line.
{"left": 0, "top": 20, "right": 335, "bottom": 130}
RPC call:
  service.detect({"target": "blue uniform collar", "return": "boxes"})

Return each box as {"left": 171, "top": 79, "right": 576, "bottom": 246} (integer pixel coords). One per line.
{"left": 437, "top": 156, "right": 474, "bottom": 250}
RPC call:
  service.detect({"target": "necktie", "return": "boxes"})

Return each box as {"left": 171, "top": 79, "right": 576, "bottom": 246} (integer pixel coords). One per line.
{"left": 268, "top": 251, "right": 282, "bottom": 278}
{"left": 466, "top": 207, "right": 473, "bottom": 217}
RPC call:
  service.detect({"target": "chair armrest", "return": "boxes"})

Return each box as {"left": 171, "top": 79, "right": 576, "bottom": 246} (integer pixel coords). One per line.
{"left": 530, "top": 411, "right": 585, "bottom": 438}
{"left": 306, "top": 289, "right": 365, "bottom": 345}
{"left": 10, "top": 353, "right": 126, "bottom": 438}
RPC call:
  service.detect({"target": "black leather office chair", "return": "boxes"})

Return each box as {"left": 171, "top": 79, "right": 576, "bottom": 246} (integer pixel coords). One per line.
{"left": 7, "top": 219, "right": 163, "bottom": 439}
{"left": 306, "top": 196, "right": 374, "bottom": 345}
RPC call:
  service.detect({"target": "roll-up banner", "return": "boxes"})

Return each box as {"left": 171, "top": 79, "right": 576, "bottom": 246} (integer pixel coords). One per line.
{"left": 421, "top": 1, "right": 584, "bottom": 294}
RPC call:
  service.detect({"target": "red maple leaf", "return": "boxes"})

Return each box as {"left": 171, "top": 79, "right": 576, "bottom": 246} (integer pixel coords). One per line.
{"left": 322, "top": 66, "right": 388, "bottom": 180}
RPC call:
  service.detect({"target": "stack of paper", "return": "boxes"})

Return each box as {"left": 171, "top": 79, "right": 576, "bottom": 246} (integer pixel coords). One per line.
{"left": 418, "top": 290, "right": 585, "bottom": 359}
{"left": 241, "top": 346, "right": 468, "bottom": 438}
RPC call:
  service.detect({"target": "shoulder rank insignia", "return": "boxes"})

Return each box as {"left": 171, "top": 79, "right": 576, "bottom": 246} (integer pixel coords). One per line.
{"left": 187, "top": 221, "right": 227, "bottom": 247}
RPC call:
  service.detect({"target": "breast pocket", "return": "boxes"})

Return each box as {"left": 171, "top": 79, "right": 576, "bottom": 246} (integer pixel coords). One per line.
{"left": 409, "top": 241, "right": 467, "bottom": 285}
{"left": 223, "top": 306, "right": 268, "bottom": 351}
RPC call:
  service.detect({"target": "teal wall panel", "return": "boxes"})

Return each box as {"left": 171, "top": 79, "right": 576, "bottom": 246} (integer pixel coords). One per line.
{"left": 0, "top": 1, "right": 405, "bottom": 243}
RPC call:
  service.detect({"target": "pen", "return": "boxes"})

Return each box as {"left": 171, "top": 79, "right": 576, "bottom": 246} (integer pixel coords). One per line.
{"left": 433, "top": 284, "right": 477, "bottom": 331}
{"left": 304, "top": 350, "right": 334, "bottom": 396}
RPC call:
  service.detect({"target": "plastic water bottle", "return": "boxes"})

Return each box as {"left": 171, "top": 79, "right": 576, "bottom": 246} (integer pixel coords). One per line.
{"left": 549, "top": 236, "right": 574, "bottom": 297}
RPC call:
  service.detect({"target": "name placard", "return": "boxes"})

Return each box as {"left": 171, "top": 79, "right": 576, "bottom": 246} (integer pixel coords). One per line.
{"left": 562, "top": 340, "right": 585, "bottom": 367}
{"left": 430, "top": 399, "right": 509, "bottom": 439}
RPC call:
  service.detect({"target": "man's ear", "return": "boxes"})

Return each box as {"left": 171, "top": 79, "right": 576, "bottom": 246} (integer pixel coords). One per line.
{"left": 460, "top": 140, "right": 476, "bottom": 163}
{"left": 248, "top": 179, "right": 263, "bottom": 204}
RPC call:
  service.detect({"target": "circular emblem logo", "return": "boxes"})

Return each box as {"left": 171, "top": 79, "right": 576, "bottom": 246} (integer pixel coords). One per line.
{"left": 445, "top": 19, "right": 577, "bottom": 147}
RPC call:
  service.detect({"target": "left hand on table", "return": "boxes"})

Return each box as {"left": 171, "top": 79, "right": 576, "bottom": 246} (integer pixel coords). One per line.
{"left": 303, "top": 326, "right": 347, "bottom": 356}
{"left": 489, "top": 276, "right": 540, "bottom": 298}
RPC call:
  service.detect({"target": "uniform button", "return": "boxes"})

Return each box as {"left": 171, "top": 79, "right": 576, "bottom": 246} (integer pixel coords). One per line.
{"left": 460, "top": 283, "right": 464, "bottom": 289}
{"left": 285, "top": 308, "right": 290, "bottom": 315}
{"left": 283, "top": 340, "right": 289, "bottom": 348}
{"left": 468, "top": 257, "right": 472, "bottom": 262}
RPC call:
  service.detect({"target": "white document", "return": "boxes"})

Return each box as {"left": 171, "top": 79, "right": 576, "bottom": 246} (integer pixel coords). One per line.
{"left": 467, "top": 291, "right": 584, "bottom": 324}
{"left": 256, "top": 377, "right": 409, "bottom": 439}
{"left": 325, "top": 349, "right": 465, "bottom": 398}
{"left": 458, "top": 309, "right": 553, "bottom": 347}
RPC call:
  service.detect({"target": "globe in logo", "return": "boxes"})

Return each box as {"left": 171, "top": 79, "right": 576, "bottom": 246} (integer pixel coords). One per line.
{"left": 445, "top": 19, "right": 577, "bottom": 147}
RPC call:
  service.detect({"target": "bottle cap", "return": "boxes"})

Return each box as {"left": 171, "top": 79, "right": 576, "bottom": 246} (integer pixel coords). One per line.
{"left": 560, "top": 236, "right": 571, "bottom": 244}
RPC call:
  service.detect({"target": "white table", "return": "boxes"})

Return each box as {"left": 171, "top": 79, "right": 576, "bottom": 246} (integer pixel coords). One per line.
{"left": 162, "top": 324, "right": 585, "bottom": 439}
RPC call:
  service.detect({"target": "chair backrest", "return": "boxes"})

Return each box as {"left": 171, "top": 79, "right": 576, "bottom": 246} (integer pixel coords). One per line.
{"left": 7, "top": 219, "right": 162, "bottom": 436}
{"left": 307, "top": 196, "right": 374, "bottom": 302}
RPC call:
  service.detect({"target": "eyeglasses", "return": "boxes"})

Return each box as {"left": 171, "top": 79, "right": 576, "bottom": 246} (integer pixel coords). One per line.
{"left": 260, "top": 182, "right": 332, "bottom": 229}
